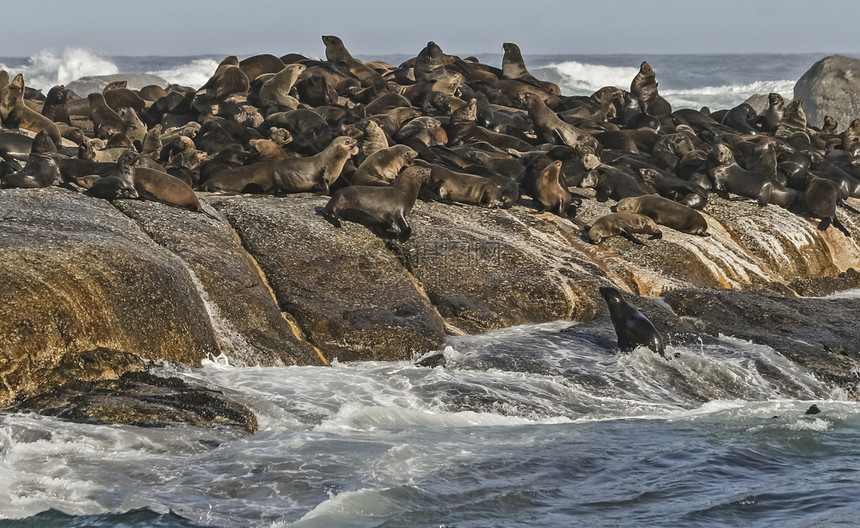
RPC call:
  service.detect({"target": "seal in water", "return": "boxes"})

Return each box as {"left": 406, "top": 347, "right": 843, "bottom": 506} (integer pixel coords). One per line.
{"left": 599, "top": 285, "right": 665, "bottom": 357}
{"left": 322, "top": 165, "right": 428, "bottom": 242}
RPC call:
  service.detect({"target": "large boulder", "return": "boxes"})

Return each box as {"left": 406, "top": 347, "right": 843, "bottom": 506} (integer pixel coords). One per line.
{"left": 206, "top": 194, "right": 447, "bottom": 362}
{"left": 66, "top": 74, "right": 169, "bottom": 96}
{"left": 794, "top": 54, "right": 860, "bottom": 132}
{"left": 0, "top": 188, "right": 218, "bottom": 406}
{"left": 113, "top": 199, "right": 324, "bottom": 367}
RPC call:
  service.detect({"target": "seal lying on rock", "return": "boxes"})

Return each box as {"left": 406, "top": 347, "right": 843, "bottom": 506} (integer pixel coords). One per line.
{"left": 322, "top": 165, "right": 428, "bottom": 242}
{"left": 615, "top": 194, "right": 709, "bottom": 235}
{"left": 599, "top": 286, "right": 666, "bottom": 357}
{"left": 587, "top": 212, "right": 662, "bottom": 245}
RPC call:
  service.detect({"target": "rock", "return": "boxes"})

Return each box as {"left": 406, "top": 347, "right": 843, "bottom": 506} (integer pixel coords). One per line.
{"left": 0, "top": 188, "right": 218, "bottom": 406}
{"left": 661, "top": 287, "right": 860, "bottom": 396}
{"left": 206, "top": 194, "right": 447, "bottom": 362}
{"left": 794, "top": 54, "right": 860, "bottom": 132}
{"left": 66, "top": 74, "right": 170, "bottom": 97}
{"left": 10, "top": 371, "right": 258, "bottom": 433}
{"left": 113, "top": 198, "right": 324, "bottom": 367}
{"left": 393, "top": 200, "right": 606, "bottom": 334}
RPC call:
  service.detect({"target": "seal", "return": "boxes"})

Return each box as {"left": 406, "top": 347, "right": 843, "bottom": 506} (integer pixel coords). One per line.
{"left": 323, "top": 165, "right": 428, "bottom": 242}
{"left": 560, "top": 86, "right": 623, "bottom": 122}
{"left": 580, "top": 165, "right": 655, "bottom": 202}
{"left": 419, "top": 161, "right": 505, "bottom": 207}
{"left": 133, "top": 165, "right": 205, "bottom": 212}
{"left": 392, "top": 116, "right": 447, "bottom": 151}
{"left": 599, "top": 286, "right": 665, "bottom": 357}
{"left": 801, "top": 177, "right": 851, "bottom": 236}
{"left": 89, "top": 149, "right": 140, "bottom": 200}
{"left": 720, "top": 103, "right": 759, "bottom": 134}
{"left": 1, "top": 131, "right": 61, "bottom": 188}
{"left": 321, "top": 35, "right": 385, "bottom": 89}
{"left": 238, "top": 54, "right": 286, "bottom": 82}
{"left": 119, "top": 107, "right": 147, "bottom": 147}
{"left": 521, "top": 92, "right": 599, "bottom": 151}
{"left": 273, "top": 135, "right": 359, "bottom": 194}
{"left": 533, "top": 160, "right": 574, "bottom": 217}
{"left": 258, "top": 64, "right": 306, "bottom": 108}
{"left": 841, "top": 118, "right": 860, "bottom": 156}
{"left": 88, "top": 93, "right": 125, "bottom": 139}
{"left": 41, "top": 85, "right": 71, "bottom": 125}
{"left": 447, "top": 98, "right": 534, "bottom": 152}
{"left": 630, "top": 61, "right": 672, "bottom": 116}
{"left": 587, "top": 212, "right": 662, "bottom": 245}
{"left": 615, "top": 194, "right": 709, "bottom": 235}
{"left": 708, "top": 143, "right": 797, "bottom": 207}
{"left": 759, "top": 92, "right": 785, "bottom": 133}
{"left": 0, "top": 74, "right": 62, "bottom": 145}
{"left": 350, "top": 144, "right": 417, "bottom": 186}
{"left": 354, "top": 119, "right": 389, "bottom": 164}
{"left": 501, "top": 42, "right": 560, "bottom": 95}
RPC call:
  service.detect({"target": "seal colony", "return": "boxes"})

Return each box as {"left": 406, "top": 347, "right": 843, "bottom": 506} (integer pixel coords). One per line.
{"left": 2, "top": 38, "right": 860, "bottom": 356}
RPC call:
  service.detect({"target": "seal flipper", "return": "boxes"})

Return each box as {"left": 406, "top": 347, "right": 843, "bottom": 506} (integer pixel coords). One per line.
{"left": 817, "top": 217, "right": 831, "bottom": 231}
{"left": 838, "top": 199, "right": 860, "bottom": 215}
{"left": 833, "top": 217, "right": 851, "bottom": 237}
{"left": 621, "top": 230, "right": 647, "bottom": 246}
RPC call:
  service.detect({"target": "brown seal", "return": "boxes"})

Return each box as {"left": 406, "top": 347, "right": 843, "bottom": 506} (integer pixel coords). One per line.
{"left": 630, "top": 61, "right": 672, "bottom": 116}
{"left": 350, "top": 144, "right": 417, "bottom": 186}
{"left": 707, "top": 143, "right": 797, "bottom": 207}
{"left": 587, "top": 212, "right": 662, "bottom": 244}
{"left": 134, "top": 165, "right": 204, "bottom": 212}
{"left": 533, "top": 160, "right": 574, "bottom": 217}
{"left": 615, "top": 195, "right": 708, "bottom": 235}
{"left": 0, "top": 74, "right": 62, "bottom": 145}
{"left": 321, "top": 35, "right": 385, "bottom": 89}
{"left": 90, "top": 149, "right": 140, "bottom": 200}
{"left": 521, "top": 92, "right": 599, "bottom": 151}
{"left": 759, "top": 93, "right": 785, "bottom": 133}
{"left": 41, "top": 85, "right": 71, "bottom": 125}
{"left": 274, "top": 136, "right": 358, "bottom": 193}
{"left": 1, "top": 130, "right": 61, "bottom": 188}
{"left": 258, "top": 64, "right": 306, "bottom": 108}
{"left": 88, "top": 92, "right": 125, "bottom": 139}
{"left": 323, "top": 165, "right": 428, "bottom": 242}
{"left": 501, "top": 42, "right": 560, "bottom": 95}
{"left": 802, "top": 177, "right": 850, "bottom": 236}
{"left": 420, "top": 161, "right": 505, "bottom": 207}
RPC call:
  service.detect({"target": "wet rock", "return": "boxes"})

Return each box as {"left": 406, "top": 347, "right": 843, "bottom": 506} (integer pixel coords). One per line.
{"left": 661, "top": 287, "right": 860, "bottom": 396}
{"left": 794, "top": 54, "right": 860, "bottom": 132}
{"left": 206, "top": 194, "right": 446, "bottom": 362}
{"left": 0, "top": 188, "right": 218, "bottom": 406}
{"left": 393, "top": 200, "right": 606, "bottom": 334}
{"left": 114, "top": 199, "right": 324, "bottom": 367}
{"left": 8, "top": 371, "right": 257, "bottom": 433}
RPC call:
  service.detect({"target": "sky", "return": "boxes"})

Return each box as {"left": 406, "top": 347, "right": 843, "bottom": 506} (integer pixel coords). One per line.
{"left": 3, "top": 0, "right": 860, "bottom": 58}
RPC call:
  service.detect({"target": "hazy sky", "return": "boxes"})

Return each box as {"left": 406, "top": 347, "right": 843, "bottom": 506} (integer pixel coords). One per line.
{"left": 3, "top": 0, "right": 860, "bottom": 58}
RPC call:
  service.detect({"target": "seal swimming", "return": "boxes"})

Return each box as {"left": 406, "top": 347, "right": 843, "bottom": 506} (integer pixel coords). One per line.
{"left": 599, "top": 286, "right": 665, "bottom": 357}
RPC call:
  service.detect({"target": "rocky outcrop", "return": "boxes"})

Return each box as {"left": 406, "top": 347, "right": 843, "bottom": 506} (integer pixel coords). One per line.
{"left": 794, "top": 54, "right": 860, "bottom": 131}
{"left": 0, "top": 188, "right": 218, "bottom": 406}
{"left": 206, "top": 194, "right": 448, "bottom": 362}
{"left": 10, "top": 371, "right": 258, "bottom": 433}
{"left": 113, "top": 199, "right": 323, "bottom": 367}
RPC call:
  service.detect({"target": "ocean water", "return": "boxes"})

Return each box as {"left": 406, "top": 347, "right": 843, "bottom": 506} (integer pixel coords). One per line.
{"left": 2, "top": 49, "right": 859, "bottom": 527}
{"left": 0, "top": 48, "right": 828, "bottom": 111}
{"left": 2, "top": 306, "right": 860, "bottom": 527}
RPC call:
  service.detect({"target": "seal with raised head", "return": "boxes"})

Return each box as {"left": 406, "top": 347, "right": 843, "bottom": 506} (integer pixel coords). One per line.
{"left": 258, "top": 64, "right": 306, "bottom": 108}
{"left": 501, "top": 42, "right": 560, "bottom": 95}
{"left": 616, "top": 194, "right": 708, "bottom": 235}
{"left": 521, "top": 92, "right": 599, "bottom": 151}
{"left": 599, "top": 286, "right": 665, "bottom": 357}
{"left": 273, "top": 135, "right": 358, "bottom": 194}
{"left": 88, "top": 93, "right": 125, "bottom": 139}
{"left": 587, "top": 212, "right": 662, "bottom": 245}
{"left": 350, "top": 144, "right": 417, "bottom": 186}
{"left": 0, "top": 74, "right": 62, "bottom": 145}
{"left": 1, "top": 131, "right": 61, "bottom": 188}
{"left": 759, "top": 92, "right": 785, "bottom": 133}
{"left": 41, "top": 85, "right": 71, "bottom": 125}
{"left": 322, "top": 35, "right": 385, "bottom": 89}
{"left": 630, "top": 61, "right": 672, "bottom": 116}
{"left": 533, "top": 160, "right": 574, "bottom": 217}
{"left": 323, "top": 165, "right": 428, "bottom": 242}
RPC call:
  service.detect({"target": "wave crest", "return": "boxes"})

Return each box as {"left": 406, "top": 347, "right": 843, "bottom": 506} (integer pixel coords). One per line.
{"left": 0, "top": 48, "right": 119, "bottom": 91}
